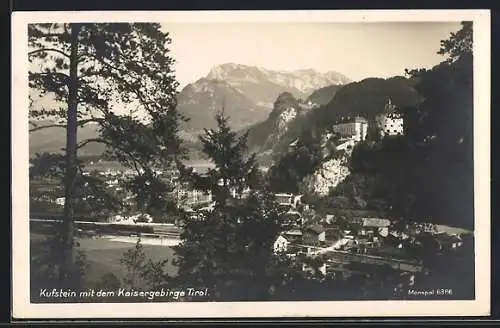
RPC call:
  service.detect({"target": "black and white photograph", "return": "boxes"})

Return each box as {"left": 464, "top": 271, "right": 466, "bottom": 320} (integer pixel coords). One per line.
{"left": 12, "top": 10, "right": 490, "bottom": 318}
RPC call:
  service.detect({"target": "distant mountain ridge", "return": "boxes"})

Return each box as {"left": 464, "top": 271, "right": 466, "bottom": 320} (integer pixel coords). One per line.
{"left": 176, "top": 77, "right": 269, "bottom": 132}
{"left": 30, "top": 76, "right": 418, "bottom": 161}
{"left": 176, "top": 63, "right": 351, "bottom": 132}
{"left": 29, "top": 63, "right": 353, "bottom": 158}
{"left": 29, "top": 120, "right": 103, "bottom": 157}
{"left": 206, "top": 63, "right": 351, "bottom": 106}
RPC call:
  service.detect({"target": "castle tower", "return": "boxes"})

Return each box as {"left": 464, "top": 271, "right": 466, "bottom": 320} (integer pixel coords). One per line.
{"left": 376, "top": 98, "right": 404, "bottom": 138}
{"left": 385, "top": 97, "right": 396, "bottom": 113}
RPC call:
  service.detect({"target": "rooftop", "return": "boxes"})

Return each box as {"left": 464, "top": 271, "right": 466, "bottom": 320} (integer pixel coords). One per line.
{"left": 304, "top": 224, "right": 326, "bottom": 234}
{"left": 285, "top": 229, "right": 303, "bottom": 236}
{"left": 333, "top": 115, "right": 369, "bottom": 125}
{"left": 435, "top": 233, "right": 463, "bottom": 244}
{"left": 361, "top": 217, "right": 391, "bottom": 228}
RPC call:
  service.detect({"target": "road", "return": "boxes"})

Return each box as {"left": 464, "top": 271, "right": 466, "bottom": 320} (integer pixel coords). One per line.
{"left": 321, "top": 250, "right": 423, "bottom": 272}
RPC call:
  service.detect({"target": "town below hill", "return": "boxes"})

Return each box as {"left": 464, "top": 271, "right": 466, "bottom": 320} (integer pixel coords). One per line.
{"left": 30, "top": 186, "right": 472, "bottom": 301}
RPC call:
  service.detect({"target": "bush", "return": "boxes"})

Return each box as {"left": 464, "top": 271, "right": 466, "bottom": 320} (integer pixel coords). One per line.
{"left": 95, "top": 272, "right": 122, "bottom": 290}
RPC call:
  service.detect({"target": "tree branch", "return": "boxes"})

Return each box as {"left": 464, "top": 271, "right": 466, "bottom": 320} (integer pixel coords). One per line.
{"left": 81, "top": 54, "right": 159, "bottom": 116}
{"left": 29, "top": 118, "right": 104, "bottom": 133}
{"left": 29, "top": 48, "right": 71, "bottom": 58}
{"left": 76, "top": 138, "right": 108, "bottom": 150}
{"left": 75, "top": 136, "right": 146, "bottom": 176}
{"left": 29, "top": 124, "right": 66, "bottom": 133}
{"left": 78, "top": 117, "right": 105, "bottom": 126}
{"left": 85, "top": 53, "right": 132, "bottom": 77}
{"left": 29, "top": 72, "right": 70, "bottom": 84}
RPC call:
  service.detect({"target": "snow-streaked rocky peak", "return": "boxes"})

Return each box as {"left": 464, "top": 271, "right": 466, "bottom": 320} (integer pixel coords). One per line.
{"left": 206, "top": 63, "right": 351, "bottom": 94}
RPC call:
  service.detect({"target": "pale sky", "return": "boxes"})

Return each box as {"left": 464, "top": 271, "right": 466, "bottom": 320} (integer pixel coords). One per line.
{"left": 30, "top": 21, "right": 463, "bottom": 119}
{"left": 161, "top": 22, "right": 462, "bottom": 87}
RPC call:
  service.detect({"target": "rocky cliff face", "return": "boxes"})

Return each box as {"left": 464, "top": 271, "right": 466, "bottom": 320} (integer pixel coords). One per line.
{"left": 300, "top": 156, "right": 351, "bottom": 197}
{"left": 246, "top": 92, "right": 308, "bottom": 151}
{"left": 265, "top": 92, "right": 304, "bottom": 146}
{"left": 300, "top": 139, "right": 354, "bottom": 196}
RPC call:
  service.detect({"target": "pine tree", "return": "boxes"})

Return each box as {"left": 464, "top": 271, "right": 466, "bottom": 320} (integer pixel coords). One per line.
{"left": 28, "top": 23, "right": 185, "bottom": 286}
{"left": 174, "top": 112, "right": 286, "bottom": 301}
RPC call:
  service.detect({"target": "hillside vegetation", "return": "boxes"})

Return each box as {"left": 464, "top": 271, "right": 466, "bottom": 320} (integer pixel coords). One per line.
{"left": 305, "top": 84, "right": 343, "bottom": 106}
{"left": 246, "top": 76, "right": 420, "bottom": 157}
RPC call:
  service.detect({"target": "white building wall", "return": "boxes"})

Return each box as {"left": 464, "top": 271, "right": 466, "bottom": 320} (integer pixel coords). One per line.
{"left": 332, "top": 121, "right": 368, "bottom": 141}
{"left": 273, "top": 235, "right": 289, "bottom": 254}
{"left": 377, "top": 115, "right": 404, "bottom": 137}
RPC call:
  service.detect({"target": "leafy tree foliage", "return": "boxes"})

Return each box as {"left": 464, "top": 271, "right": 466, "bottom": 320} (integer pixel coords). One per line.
{"left": 267, "top": 128, "right": 324, "bottom": 193}
{"left": 263, "top": 22, "right": 475, "bottom": 300}
{"left": 399, "top": 21, "right": 473, "bottom": 230}
{"left": 29, "top": 23, "right": 185, "bottom": 285}
{"left": 437, "top": 21, "right": 473, "bottom": 63}
{"left": 318, "top": 22, "right": 475, "bottom": 299}
{"left": 173, "top": 113, "right": 292, "bottom": 301}
{"left": 118, "top": 238, "right": 170, "bottom": 290}
{"left": 30, "top": 152, "right": 123, "bottom": 216}
{"left": 327, "top": 22, "right": 474, "bottom": 231}
{"left": 306, "top": 84, "right": 343, "bottom": 106}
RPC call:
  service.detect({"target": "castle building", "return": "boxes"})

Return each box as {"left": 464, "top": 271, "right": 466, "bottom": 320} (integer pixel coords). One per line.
{"left": 331, "top": 116, "right": 369, "bottom": 142}
{"left": 375, "top": 98, "right": 404, "bottom": 137}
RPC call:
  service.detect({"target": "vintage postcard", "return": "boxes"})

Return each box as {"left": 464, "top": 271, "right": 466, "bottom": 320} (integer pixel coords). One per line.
{"left": 12, "top": 10, "right": 491, "bottom": 319}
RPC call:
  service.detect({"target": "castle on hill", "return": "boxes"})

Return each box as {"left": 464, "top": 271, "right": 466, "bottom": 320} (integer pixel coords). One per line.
{"left": 288, "top": 98, "right": 405, "bottom": 154}
{"left": 375, "top": 98, "right": 404, "bottom": 137}
{"left": 330, "top": 98, "right": 404, "bottom": 143}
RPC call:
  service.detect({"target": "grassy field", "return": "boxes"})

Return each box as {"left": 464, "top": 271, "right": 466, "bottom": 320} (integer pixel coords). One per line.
{"left": 31, "top": 233, "right": 178, "bottom": 288}
{"left": 78, "top": 237, "right": 178, "bottom": 284}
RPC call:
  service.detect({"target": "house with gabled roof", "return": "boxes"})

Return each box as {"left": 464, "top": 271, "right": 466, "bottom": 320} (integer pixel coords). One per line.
{"left": 359, "top": 217, "right": 391, "bottom": 237}
{"left": 303, "top": 223, "right": 326, "bottom": 245}
{"left": 434, "top": 233, "right": 464, "bottom": 250}
{"left": 273, "top": 234, "right": 290, "bottom": 254}
{"left": 288, "top": 138, "right": 299, "bottom": 151}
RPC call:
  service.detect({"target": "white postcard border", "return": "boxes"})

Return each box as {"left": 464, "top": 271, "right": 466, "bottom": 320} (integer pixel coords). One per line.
{"left": 11, "top": 9, "right": 491, "bottom": 319}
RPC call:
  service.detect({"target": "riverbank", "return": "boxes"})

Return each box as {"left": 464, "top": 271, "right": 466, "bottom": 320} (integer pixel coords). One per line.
{"left": 100, "top": 235, "right": 182, "bottom": 247}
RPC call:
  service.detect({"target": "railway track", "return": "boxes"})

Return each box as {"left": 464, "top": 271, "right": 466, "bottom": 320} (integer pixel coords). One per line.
{"left": 30, "top": 218, "right": 183, "bottom": 238}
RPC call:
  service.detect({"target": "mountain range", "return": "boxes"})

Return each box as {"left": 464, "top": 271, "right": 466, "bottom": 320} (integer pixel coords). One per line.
{"left": 29, "top": 63, "right": 350, "bottom": 157}
{"left": 29, "top": 121, "right": 104, "bottom": 157}
{"left": 29, "top": 65, "right": 422, "bottom": 163}
{"left": 177, "top": 63, "right": 351, "bottom": 132}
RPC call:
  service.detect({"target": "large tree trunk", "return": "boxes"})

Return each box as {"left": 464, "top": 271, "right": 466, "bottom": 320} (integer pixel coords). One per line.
{"left": 60, "top": 23, "right": 80, "bottom": 284}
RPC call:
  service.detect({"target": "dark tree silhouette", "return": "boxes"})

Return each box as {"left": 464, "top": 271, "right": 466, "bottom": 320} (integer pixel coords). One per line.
{"left": 29, "top": 23, "right": 185, "bottom": 286}
{"left": 174, "top": 113, "right": 292, "bottom": 301}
